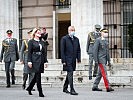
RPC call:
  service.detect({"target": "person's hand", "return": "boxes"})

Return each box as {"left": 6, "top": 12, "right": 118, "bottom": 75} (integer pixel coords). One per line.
{"left": 20, "top": 61, "right": 24, "bottom": 64}
{"left": 95, "top": 62, "right": 98, "bottom": 66}
{"left": 63, "top": 63, "right": 66, "bottom": 65}
{"left": 77, "top": 61, "right": 81, "bottom": 63}
{"left": 28, "top": 64, "right": 32, "bottom": 68}
{"left": 44, "top": 63, "right": 48, "bottom": 68}
{"left": 108, "top": 62, "right": 111, "bottom": 68}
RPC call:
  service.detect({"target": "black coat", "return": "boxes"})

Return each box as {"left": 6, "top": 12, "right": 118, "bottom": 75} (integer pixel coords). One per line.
{"left": 61, "top": 35, "right": 81, "bottom": 72}
{"left": 28, "top": 39, "right": 48, "bottom": 73}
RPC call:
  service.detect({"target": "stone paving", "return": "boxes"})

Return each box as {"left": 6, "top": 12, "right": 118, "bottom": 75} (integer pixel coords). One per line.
{"left": 0, "top": 85, "right": 133, "bottom": 100}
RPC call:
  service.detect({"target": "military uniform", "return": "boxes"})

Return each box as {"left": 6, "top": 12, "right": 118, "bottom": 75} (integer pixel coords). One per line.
{"left": 0, "top": 31, "right": 19, "bottom": 87}
{"left": 92, "top": 29, "right": 114, "bottom": 92}
{"left": 20, "top": 39, "right": 35, "bottom": 89}
{"left": 86, "top": 25, "right": 101, "bottom": 80}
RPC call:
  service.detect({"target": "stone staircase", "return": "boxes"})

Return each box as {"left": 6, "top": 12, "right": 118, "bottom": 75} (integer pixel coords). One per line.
{"left": 0, "top": 58, "right": 133, "bottom": 87}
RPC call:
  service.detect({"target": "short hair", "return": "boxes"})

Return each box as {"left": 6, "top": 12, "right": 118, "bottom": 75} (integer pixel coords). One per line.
{"left": 68, "top": 26, "right": 75, "bottom": 31}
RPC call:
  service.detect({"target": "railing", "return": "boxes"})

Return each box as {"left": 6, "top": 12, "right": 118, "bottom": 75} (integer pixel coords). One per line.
{"left": 103, "top": 0, "right": 133, "bottom": 58}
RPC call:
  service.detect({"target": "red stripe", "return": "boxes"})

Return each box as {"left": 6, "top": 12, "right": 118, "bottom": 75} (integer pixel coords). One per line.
{"left": 99, "top": 63, "right": 109, "bottom": 89}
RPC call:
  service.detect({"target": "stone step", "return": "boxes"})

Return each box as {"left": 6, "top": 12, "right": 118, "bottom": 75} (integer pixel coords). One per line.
{"left": 0, "top": 58, "right": 133, "bottom": 87}
{"left": 0, "top": 75, "right": 132, "bottom": 87}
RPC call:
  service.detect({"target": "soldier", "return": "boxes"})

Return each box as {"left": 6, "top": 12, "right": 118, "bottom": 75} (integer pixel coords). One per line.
{"left": 0, "top": 30, "right": 19, "bottom": 88}
{"left": 92, "top": 29, "right": 114, "bottom": 92}
{"left": 86, "top": 24, "right": 101, "bottom": 80}
{"left": 20, "top": 30, "right": 35, "bottom": 90}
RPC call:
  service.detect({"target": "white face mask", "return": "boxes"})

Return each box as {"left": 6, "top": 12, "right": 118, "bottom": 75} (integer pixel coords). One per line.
{"left": 70, "top": 31, "right": 75, "bottom": 36}
{"left": 103, "top": 33, "right": 108, "bottom": 38}
{"left": 36, "top": 33, "right": 41, "bottom": 37}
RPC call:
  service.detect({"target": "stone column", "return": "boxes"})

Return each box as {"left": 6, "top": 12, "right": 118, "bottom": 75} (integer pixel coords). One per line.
{"left": 71, "top": 0, "right": 103, "bottom": 59}
{"left": 0, "top": 0, "right": 19, "bottom": 48}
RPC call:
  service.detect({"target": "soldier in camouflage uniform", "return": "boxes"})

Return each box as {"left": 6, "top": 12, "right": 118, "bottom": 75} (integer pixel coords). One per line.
{"left": 0, "top": 30, "right": 19, "bottom": 88}
{"left": 86, "top": 24, "right": 101, "bottom": 80}
{"left": 92, "top": 29, "right": 114, "bottom": 92}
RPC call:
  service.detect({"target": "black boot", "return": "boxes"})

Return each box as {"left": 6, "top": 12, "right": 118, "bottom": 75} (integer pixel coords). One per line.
{"left": 89, "top": 76, "right": 92, "bottom": 80}
{"left": 6, "top": 71, "right": 10, "bottom": 88}
{"left": 39, "top": 90, "right": 45, "bottom": 97}
{"left": 39, "top": 93, "right": 45, "bottom": 97}
{"left": 70, "top": 89, "right": 78, "bottom": 95}
{"left": 11, "top": 69, "right": 15, "bottom": 85}
{"left": 26, "top": 88, "right": 32, "bottom": 95}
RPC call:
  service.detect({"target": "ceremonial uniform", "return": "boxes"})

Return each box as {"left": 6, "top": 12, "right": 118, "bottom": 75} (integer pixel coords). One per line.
{"left": 92, "top": 29, "right": 114, "bottom": 92}
{"left": 0, "top": 30, "right": 19, "bottom": 87}
{"left": 86, "top": 24, "right": 101, "bottom": 80}
{"left": 20, "top": 39, "right": 35, "bottom": 89}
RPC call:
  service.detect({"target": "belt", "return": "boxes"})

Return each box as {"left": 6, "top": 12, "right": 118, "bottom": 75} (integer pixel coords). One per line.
{"left": 33, "top": 52, "right": 42, "bottom": 55}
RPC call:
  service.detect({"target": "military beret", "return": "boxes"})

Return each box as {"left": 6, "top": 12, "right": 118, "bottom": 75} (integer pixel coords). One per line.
{"left": 6, "top": 30, "right": 13, "bottom": 34}
{"left": 95, "top": 24, "right": 101, "bottom": 29}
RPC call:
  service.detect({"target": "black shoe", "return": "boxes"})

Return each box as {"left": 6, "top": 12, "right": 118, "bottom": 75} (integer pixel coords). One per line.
{"left": 93, "top": 75, "right": 96, "bottom": 77}
{"left": 106, "top": 88, "right": 114, "bottom": 92}
{"left": 92, "top": 87, "right": 102, "bottom": 91}
{"left": 89, "top": 76, "right": 92, "bottom": 80}
{"left": 63, "top": 89, "right": 70, "bottom": 93}
{"left": 26, "top": 88, "right": 32, "bottom": 95}
{"left": 6, "top": 85, "right": 11, "bottom": 88}
{"left": 70, "top": 90, "right": 78, "bottom": 95}
{"left": 39, "top": 93, "right": 45, "bottom": 97}
{"left": 22, "top": 84, "right": 26, "bottom": 90}
{"left": 12, "top": 81, "right": 15, "bottom": 85}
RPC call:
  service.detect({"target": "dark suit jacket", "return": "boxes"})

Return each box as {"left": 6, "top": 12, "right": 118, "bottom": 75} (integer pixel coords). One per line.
{"left": 28, "top": 39, "right": 48, "bottom": 73}
{"left": 0, "top": 38, "right": 19, "bottom": 62}
{"left": 61, "top": 34, "right": 81, "bottom": 72}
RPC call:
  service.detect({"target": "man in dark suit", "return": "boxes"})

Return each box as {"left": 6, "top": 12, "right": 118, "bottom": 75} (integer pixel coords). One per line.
{"left": 0, "top": 30, "right": 19, "bottom": 88}
{"left": 61, "top": 26, "right": 81, "bottom": 95}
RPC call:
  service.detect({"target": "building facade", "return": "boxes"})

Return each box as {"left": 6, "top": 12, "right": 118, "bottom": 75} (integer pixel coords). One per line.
{"left": 0, "top": 0, "right": 133, "bottom": 60}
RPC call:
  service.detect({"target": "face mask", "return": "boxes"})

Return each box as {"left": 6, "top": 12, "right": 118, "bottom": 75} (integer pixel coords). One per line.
{"left": 70, "top": 31, "right": 75, "bottom": 36}
{"left": 103, "top": 33, "right": 108, "bottom": 38}
{"left": 36, "top": 33, "right": 41, "bottom": 37}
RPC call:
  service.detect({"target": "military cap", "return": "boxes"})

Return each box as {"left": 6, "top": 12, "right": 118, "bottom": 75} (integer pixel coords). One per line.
{"left": 28, "top": 30, "right": 33, "bottom": 34}
{"left": 100, "top": 29, "right": 108, "bottom": 33}
{"left": 95, "top": 24, "right": 101, "bottom": 29}
{"left": 6, "top": 30, "right": 13, "bottom": 34}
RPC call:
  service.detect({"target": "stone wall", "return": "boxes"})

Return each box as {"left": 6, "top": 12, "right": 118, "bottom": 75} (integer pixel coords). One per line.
{"left": 22, "top": 0, "right": 53, "bottom": 58}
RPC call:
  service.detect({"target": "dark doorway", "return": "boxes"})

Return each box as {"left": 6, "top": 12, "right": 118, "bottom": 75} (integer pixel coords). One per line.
{"left": 58, "top": 21, "right": 71, "bottom": 59}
